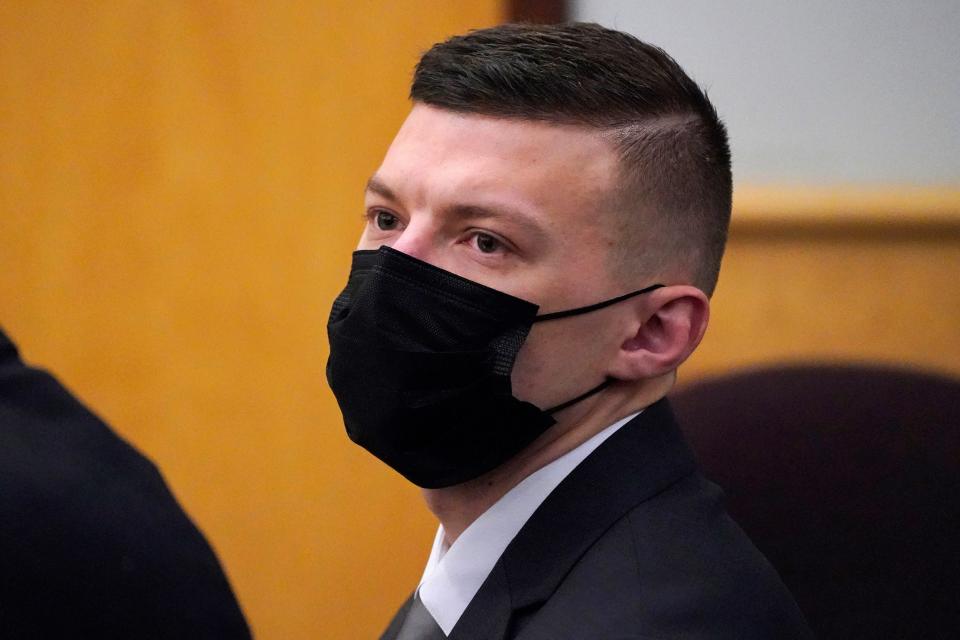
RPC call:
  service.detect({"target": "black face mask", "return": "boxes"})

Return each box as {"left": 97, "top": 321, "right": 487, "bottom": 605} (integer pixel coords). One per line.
{"left": 326, "top": 246, "right": 662, "bottom": 489}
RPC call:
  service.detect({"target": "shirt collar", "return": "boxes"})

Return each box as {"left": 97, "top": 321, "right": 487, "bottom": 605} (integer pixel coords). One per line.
{"left": 416, "top": 411, "right": 640, "bottom": 635}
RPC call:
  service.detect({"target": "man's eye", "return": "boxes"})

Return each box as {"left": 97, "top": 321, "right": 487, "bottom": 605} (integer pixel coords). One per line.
{"left": 374, "top": 211, "right": 399, "bottom": 231}
{"left": 474, "top": 233, "right": 501, "bottom": 254}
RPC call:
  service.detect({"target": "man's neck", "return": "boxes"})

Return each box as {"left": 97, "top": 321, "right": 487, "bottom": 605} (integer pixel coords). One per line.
{"left": 422, "top": 375, "right": 675, "bottom": 546}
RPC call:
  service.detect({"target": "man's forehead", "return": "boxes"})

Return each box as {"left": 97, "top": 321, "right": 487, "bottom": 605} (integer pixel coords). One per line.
{"left": 377, "top": 104, "right": 620, "bottom": 205}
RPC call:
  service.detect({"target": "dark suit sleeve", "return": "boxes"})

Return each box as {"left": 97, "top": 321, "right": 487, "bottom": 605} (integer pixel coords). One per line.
{"left": 0, "top": 329, "right": 251, "bottom": 639}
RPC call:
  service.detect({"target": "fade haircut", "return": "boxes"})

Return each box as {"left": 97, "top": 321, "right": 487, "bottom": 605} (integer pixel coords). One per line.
{"left": 411, "top": 22, "right": 732, "bottom": 296}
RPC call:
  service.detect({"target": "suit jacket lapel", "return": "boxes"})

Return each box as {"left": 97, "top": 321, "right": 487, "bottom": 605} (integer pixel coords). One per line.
{"left": 447, "top": 563, "right": 513, "bottom": 640}
{"left": 380, "top": 596, "right": 413, "bottom": 640}
{"left": 384, "top": 567, "right": 513, "bottom": 640}
{"left": 450, "top": 399, "right": 697, "bottom": 638}
{"left": 503, "top": 399, "right": 696, "bottom": 611}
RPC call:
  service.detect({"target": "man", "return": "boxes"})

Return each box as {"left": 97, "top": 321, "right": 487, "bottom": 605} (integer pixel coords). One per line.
{"left": 327, "top": 22, "right": 812, "bottom": 639}
{"left": 0, "top": 327, "right": 251, "bottom": 638}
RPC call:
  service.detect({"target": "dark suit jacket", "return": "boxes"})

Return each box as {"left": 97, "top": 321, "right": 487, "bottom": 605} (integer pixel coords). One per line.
{"left": 0, "top": 328, "right": 251, "bottom": 638}
{"left": 382, "top": 400, "right": 813, "bottom": 640}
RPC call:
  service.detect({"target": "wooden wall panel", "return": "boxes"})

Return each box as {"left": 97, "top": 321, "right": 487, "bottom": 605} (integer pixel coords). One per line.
{"left": 0, "top": 2, "right": 501, "bottom": 638}
{"left": 684, "top": 187, "right": 960, "bottom": 381}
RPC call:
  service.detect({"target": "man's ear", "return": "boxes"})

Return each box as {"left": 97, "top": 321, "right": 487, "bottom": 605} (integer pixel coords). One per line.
{"left": 607, "top": 285, "right": 710, "bottom": 381}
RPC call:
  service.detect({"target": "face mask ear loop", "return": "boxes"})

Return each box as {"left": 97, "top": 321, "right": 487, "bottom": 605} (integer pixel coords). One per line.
{"left": 544, "top": 378, "right": 613, "bottom": 415}
{"left": 532, "top": 284, "right": 665, "bottom": 323}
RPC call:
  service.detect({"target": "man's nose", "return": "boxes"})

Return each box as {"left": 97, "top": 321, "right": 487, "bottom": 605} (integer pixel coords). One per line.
{"left": 388, "top": 220, "right": 439, "bottom": 265}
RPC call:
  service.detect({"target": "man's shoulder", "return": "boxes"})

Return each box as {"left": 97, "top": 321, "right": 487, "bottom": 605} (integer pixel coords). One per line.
{"left": 625, "top": 473, "right": 803, "bottom": 606}
{"left": 0, "top": 335, "right": 164, "bottom": 509}
{"left": 623, "top": 472, "right": 778, "bottom": 577}
{"left": 515, "top": 473, "right": 813, "bottom": 639}
{"left": 0, "top": 330, "right": 252, "bottom": 638}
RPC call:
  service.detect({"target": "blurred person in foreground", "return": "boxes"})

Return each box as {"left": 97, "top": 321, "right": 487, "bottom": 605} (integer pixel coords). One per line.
{"left": 0, "top": 328, "right": 251, "bottom": 638}
{"left": 326, "top": 23, "right": 813, "bottom": 640}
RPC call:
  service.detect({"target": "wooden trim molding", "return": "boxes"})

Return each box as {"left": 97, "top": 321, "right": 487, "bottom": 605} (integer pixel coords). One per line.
{"left": 732, "top": 185, "right": 960, "bottom": 235}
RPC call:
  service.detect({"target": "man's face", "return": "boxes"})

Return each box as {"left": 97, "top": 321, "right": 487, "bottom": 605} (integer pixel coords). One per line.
{"left": 358, "top": 104, "right": 639, "bottom": 409}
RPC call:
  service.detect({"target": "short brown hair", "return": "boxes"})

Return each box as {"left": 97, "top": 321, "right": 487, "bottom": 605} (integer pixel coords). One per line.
{"left": 411, "top": 22, "right": 732, "bottom": 295}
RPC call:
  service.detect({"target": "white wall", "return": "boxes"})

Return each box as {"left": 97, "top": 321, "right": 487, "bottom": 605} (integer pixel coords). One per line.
{"left": 573, "top": 1, "right": 960, "bottom": 185}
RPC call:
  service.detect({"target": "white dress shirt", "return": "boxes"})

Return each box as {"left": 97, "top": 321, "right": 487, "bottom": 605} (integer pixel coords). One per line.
{"left": 416, "top": 411, "right": 640, "bottom": 635}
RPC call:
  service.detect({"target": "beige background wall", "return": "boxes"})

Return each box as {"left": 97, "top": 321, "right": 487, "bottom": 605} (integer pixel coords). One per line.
{"left": 573, "top": 0, "right": 960, "bottom": 185}
{"left": 2, "top": 3, "right": 958, "bottom": 639}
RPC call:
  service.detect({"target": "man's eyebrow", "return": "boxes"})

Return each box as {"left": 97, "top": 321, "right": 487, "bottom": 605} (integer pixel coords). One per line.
{"left": 365, "top": 175, "right": 397, "bottom": 201}
{"left": 448, "top": 203, "right": 548, "bottom": 241}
